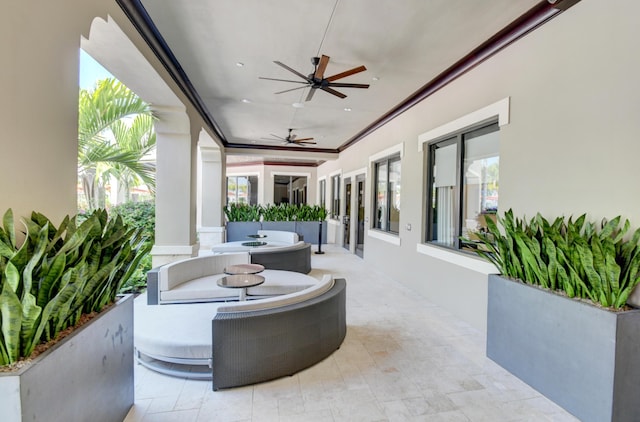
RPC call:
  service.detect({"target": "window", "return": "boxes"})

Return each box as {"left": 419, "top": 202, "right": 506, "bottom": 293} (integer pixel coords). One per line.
{"left": 374, "top": 155, "right": 401, "bottom": 233}
{"left": 318, "top": 179, "right": 326, "bottom": 208}
{"left": 226, "top": 175, "right": 258, "bottom": 205}
{"left": 273, "top": 175, "right": 307, "bottom": 205}
{"left": 426, "top": 121, "right": 499, "bottom": 249}
{"left": 330, "top": 174, "right": 340, "bottom": 219}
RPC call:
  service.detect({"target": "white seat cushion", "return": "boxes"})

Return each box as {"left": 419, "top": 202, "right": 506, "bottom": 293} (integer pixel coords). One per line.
{"left": 247, "top": 269, "right": 317, "bottom": 296}
{"left": 218, "top": 274, "right": 333, "bottom": 313}
{"left": 135, "top": 294, "right": 223, "bottom": 360}
{"left": 257, "top": 230, "right": 299, "bottom": 243}
{"left": 160, "top": 269, "right": 318, "bottom": 302}
{"left": 160, "top": 273, "right": 238, "bottom": 302}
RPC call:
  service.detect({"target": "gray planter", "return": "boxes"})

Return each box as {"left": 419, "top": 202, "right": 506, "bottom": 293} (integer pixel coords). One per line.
{"left": 226, "top": 221, "right": 261, "bottom": 242}
{"left": 487, "top": 274, "right": 640, "bottom": 422}
{"left": 0, "top": 295, "right": 134, "bottom": 422}
{"left": 260, "top": 221, "right": 296, "bottom": 232}
{"left": 226, "top": 221, "right": 327, "bottom": 243}
{"left": 295, "top": 221, "right": 327, "bottom": 244}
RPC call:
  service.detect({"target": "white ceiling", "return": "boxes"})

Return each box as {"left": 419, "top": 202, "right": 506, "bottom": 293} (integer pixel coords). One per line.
{"left": 137, "top": 0, "right": 541, "bottom": 164}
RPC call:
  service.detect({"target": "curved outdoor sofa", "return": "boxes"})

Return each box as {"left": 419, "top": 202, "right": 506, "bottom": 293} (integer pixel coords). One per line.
{"left": 211, "top": 230, "right": 312, "bottom": 274}
{"left": 134, "top": 275, "right": 347, "bottom": 390}
{"left": 212, "top": 276, "right": 346, "bottom": 390}
{"left": 146, "top": 247, "right": 312, "bottom": 305}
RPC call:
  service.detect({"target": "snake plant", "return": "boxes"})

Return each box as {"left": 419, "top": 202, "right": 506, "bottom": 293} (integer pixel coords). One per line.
{"left": 466, "top": 209, "right": 640, "bottom": 309}
{"left": 0, "top": 208, "right": 151, "bottom": 366}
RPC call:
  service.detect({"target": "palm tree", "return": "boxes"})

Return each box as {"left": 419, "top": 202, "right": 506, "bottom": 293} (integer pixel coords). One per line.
{"left": 78, "top": 78, "right": 156, "bottom": 210}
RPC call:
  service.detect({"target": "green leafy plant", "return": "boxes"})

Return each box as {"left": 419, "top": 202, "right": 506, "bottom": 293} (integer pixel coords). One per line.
{"left": 466, "top": 209, "right": 640, "bottom": 309}
{"left": 0, "top": 208, "right": 151, "bottom": 366}
{"left": 223, "top": 203, "right": 328, "bottom": 222}
{"left": 110, "top": 201, "right": 155, "bottom": 293}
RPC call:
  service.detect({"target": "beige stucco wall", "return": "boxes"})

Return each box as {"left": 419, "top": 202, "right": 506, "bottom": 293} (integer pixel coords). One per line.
{"left": 0, "top": 3, "right": 94, "bottom": 227}
{"left": 318, "top": 0, "right": 640, "bottom": 331}
{"left": 1, "top": 1, "right": 225, "bottom": 252}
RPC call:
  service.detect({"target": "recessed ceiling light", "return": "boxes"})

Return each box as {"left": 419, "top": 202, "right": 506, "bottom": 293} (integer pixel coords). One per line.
{"left": 372, "top": 76, "right": 380, "bottom": 81}
{"left": 344, "top": 107, "right": 352, "bottom": 112}
{"left": 236, "top": 62, "right": 244, "bottom": 67}
{"left": 292, "top": 102, "right": 304, "bottom": 108}
{"left": 241, "top": 98, "right": 251, "bottom": 103}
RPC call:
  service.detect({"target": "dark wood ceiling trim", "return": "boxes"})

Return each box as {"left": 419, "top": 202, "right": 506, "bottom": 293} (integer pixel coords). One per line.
{"left": 225, "top": 142, "right": 339, "bottom": 155}
{"left": 338, "top": 0, "right": 580, "bottom": 152}
{"left": 116, "top": 0, "right": 227, "bottom": 143}
{"left": 227, "top": 161, "right": 322, "bottom": 168}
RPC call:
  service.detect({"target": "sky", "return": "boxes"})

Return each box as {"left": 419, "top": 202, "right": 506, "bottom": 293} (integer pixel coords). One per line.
{"left": 79, "top": 49, "right": 115, "bottom": 90}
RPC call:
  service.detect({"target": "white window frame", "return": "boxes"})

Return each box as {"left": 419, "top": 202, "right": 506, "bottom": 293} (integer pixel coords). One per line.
{"left": 416, "top": 98, "right": 509, "bottom": 273}
{"left": 367, "top": 143, "right": 404, "bottom": 246}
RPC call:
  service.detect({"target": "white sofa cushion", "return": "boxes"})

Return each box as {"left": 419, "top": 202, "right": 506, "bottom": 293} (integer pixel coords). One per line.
{"left": 217, "top": 274, "right": 333, "bottom": 313}
{"left": 160, "top": 269, "right": 317, "bottom": 302}
{"left": 135, "top": 295, "right": 223, "bottom": 360}
{"left": 159, "top": 252, "right": 249, "bottom": 291}
{"left": 257, "top": 230, "right": 299, "bottom": 243}
{"left": 246, "top": 269, "right": 317, "bottom": 296}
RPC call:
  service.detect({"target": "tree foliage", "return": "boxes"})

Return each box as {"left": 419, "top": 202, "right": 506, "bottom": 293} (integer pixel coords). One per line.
{"left": 78, "top": 78, "right": 156, "bottom": 210}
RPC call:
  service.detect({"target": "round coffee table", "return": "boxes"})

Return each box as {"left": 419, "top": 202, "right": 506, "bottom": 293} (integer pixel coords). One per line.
{"left": 241, "top": 241, "right": 267, "bottom": 247}
{"left": 223, "top": 263, "right": 265, "bottom": 275}
{"left": 217, "top": 274, "right": 265, "bottom": 301}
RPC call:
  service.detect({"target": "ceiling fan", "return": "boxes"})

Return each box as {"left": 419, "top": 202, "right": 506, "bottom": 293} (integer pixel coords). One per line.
{"left": 259, "top": 55, "right": 369, "bottom": 101}
{"left": 262, "top": 128, "right": 316, "bottom": 145}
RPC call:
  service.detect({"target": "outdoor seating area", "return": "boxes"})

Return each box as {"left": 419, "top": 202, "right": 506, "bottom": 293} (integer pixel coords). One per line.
{"left": 135, "top": 239, "right": 347, "bottom": 389}
{"left": 126, "top": 244, "right": 578, "bottom": 421}
{"left": 147, "top": 232, "right": 314, "bottom": 306}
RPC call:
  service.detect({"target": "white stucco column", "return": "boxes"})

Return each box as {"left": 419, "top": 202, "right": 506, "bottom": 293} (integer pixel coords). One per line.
{"left": 151, "top": 107, "right": 199, "bottom": 266}
{"left": 197, "top": 142, "right": 226, "bottom": 251}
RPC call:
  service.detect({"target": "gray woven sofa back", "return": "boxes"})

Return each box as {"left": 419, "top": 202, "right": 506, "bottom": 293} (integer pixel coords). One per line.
{"left": 211, "top": 278, "right": 346, "bottom": 390}
{"left": 250, "top": 242, "right": 311, "bottom": 273}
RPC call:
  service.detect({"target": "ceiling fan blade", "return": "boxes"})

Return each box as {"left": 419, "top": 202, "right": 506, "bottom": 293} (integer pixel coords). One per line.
{"left": 321, "top": 86, "right": 347, "bottom": 99}
{"left": 327, "top": 82, "right": 370, "bottom": 89}
{"left": 293, "top": 137, "right": 314, "bottom": 142}
{"left": 295, "top": 141, "right": 317, "bottom": 145}
{"left": 305, "top": 88, "right": 317, "bottom": 102}
{"left": 273, "top": 61, "right": 310, "bottom": 81}
{"left": 259, "top": 77, "right": 308, "bottom": 84}
{"left": 326, "top": 65, "right": 367, "bottom": 82}
{"left": 314, "top": 55, "right": 330, "bottom": 80}
{"left": 274, "top": 85, "right": 309, "bottom": 94}
{"left": 269, "top": 134, "right": 286, "bottom": 141}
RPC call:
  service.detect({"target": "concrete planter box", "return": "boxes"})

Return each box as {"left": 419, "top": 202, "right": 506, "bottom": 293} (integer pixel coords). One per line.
{"left": 0, "top": 295, "right": 134, "bottom": 422}
{"left": 294, "top": 221, "right": 327, "bottom": 244}
{"left": 225, "top": 221, "right": 261, "bottom": 242}
{"left": 226, "top": 221, "right": 327, "bottom": 243}
{"left": 260, "top": 221, "right": 296, "bottom": 233}
{"left": 487, "top": 274, "right": 640, "bottom": 422}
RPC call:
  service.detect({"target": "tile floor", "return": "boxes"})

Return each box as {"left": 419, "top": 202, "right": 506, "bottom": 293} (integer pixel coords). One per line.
{"left": 124, "top": 245, "right": 577, "bottom": 422}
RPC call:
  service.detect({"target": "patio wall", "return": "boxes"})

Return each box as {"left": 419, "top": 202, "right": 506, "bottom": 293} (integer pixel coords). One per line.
{"left": 317, "top": 0, "right": 640, "bottom": 332}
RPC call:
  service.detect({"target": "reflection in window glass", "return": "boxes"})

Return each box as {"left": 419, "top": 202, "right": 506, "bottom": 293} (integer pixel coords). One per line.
{"left": 431, "top": 142, "right": 458, "bottom": 247}
{"left": 331, "top": 174, "right": 340, "bottom": 219}
{"left": 463, "top": 130, "right": 499, "bottom": 245}
{"left": 227, "top": 176, "right": 258, "bottom": 205}
{"left": 389, "top": 158, "right": 401, "bottom": 233}
{"left": 319, "top": 179, "right": 326, "bottom": 208}
{"left": 374, "top": 155, "right": 401, "bottom": 234}
{"left": 375, "top": 162, "right": 388, "bottom": 230}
